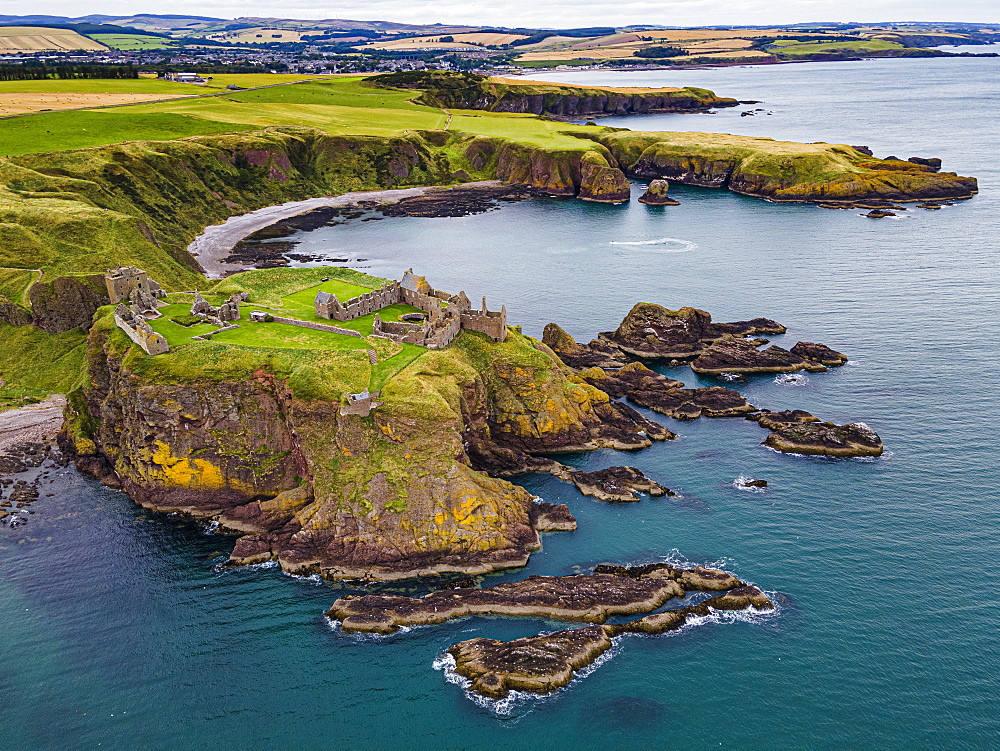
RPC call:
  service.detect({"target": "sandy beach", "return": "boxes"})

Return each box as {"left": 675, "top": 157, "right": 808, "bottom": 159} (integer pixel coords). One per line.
{"left": 187, "top": 182, "right": 501, "bottom": 278}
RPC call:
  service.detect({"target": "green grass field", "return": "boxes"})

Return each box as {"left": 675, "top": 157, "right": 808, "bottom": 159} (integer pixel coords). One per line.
{"left": 773, "top": 40, "right": 903, "bottom": 57}
{"left": 0, "top": 78, "right": 194, "bottom": 94}
{"left": 0, "top": 268, "right": 38, "bottom": 303}
{"left": 0, "top": 75, "right": 600, "bottom": 156}
{"left": 281, "top": 279, "right": 379, "bottom": 312}
{"left": 124, "top": 80, "right": 450, "bottom": 137}
{"left": 149, "top": 304, "right": 218, "bottom": 346}
{"left": 209, "top": 316, "right": 373, "bottom": 350}
{"left": 0, "top": 322, "right": 86, "bottom": 393}
{"left": 88, "top": 34, "right": 174, "bottom": 50}
{"left": 0, "top": 75, "right": 599, "bottom": 155}
{"left": 0, "top": 111, "right": 256, "bottom": 155}
{"left": 198, "top": 74, "right": 341, "bottom": 89}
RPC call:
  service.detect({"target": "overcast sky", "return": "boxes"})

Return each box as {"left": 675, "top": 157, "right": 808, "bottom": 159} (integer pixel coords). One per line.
{"left": 3, "top": 0, "right": 997, "bottom": 28}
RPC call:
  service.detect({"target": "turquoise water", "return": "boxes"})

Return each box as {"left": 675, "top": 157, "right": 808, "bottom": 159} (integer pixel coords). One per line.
{"left": 2, "top": 57, "right": 998, "bottom": 749}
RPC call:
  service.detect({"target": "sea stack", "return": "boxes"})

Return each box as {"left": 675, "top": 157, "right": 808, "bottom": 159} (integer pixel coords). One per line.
{"left": 639, "top": 179, "right": 680, "bottom": 206}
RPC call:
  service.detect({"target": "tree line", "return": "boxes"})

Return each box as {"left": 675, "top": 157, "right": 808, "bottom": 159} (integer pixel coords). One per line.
{"left": 0, "top": 63, "right": 139, "bottom": 80}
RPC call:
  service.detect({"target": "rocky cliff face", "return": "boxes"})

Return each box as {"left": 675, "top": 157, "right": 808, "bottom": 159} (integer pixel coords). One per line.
{"left": 65, "top": 320, "right": 661, "bottom": 581}
{"left": 368, "top": 71, "right": 738, "bottom": 117}
{"left": 595, "top": 131, "right": 979, "bottom": 202}
{"left": 29, "top": 274, "right": 109, "bottom": 333}
{"left": 493, "top": 142, "right": 630, "bottom": 203}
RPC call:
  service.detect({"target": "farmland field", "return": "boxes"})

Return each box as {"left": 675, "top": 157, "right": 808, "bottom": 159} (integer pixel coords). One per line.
{"left": 0, "top": 26, "right": 106, "bottom": 52}
{"left": 772, "top": 39, "right": 903, "bottom": 56}
{"left": 0, "top": 78, "right": 196, "bottom": 94}
{"left": 88, "top": 33, "right": 173, "bottom": 50}
{"left": 0, "top": 92, "right": 195, "bottom": 117}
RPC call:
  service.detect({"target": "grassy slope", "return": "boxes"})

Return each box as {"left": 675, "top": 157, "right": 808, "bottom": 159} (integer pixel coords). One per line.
{"left": 0, "top": 322, "right": 86, "bottom": 393}
{"left": 0, "top": 77, "right": 598, "bottom": 155}
{"left": 0, "top": 268, "right": 37, "bottom": 302}
{"left": 0, "top": 111, "right": 256, "bottom": 156}
{"left": 0, "top": 73, "right": 972, "bottom": 406}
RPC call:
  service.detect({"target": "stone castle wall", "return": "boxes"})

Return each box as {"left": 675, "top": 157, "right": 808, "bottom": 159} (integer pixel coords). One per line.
{"left": 114, "top": 309, "right": 169, "bottom": 355}
{"left": 461, "top": 308, "right": 507, "bottom": 342}
{"left": 315, "top": 273, "right": 507, "bottom": 349}
{"left": 106, "top": 267, "right": 149, "bottom": 304}
{"left": 270, "top": 315, "right": 364, "bottom": 338}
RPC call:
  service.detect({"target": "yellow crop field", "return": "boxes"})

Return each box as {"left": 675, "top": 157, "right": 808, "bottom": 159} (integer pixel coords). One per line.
{"left": 369, "top": 32, "right": 527, "bottom": 50}
{"left": 0, "top": 92, "right": 196, "bottom": 116}
{"left": 0, "top": 26, "right": 106, "bottom": 52}
{"left": 489, "top": 77, "right": 684, "bottom": 93}
{"left": 517, "top": 46, "right": 645, "bottom": 61}
{"left": 206, "top": 27, "right": 312, "bottom": 43}
{"left": 686, "top": 50, "right": 775, "bottom": 60}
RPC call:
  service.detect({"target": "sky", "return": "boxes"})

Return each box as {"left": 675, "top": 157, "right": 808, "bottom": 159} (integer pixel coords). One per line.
{"left": 1, "top": 0, "right": 996, "bottom": 28}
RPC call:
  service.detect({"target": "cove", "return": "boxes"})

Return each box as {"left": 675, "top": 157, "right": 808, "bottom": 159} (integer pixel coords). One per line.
{"left": 1, "top": 55, "right": 998, "bottom": 749}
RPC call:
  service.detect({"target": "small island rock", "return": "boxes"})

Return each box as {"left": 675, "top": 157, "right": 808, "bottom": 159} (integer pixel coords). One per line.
{"left": 638, "top": 179, "right": 680, "bottom": 206}
{"left": 763, "top": 420, "right": 884, "bottom": 458}
{"left": 563, "top": 465, "right": 673, "bottom": 502}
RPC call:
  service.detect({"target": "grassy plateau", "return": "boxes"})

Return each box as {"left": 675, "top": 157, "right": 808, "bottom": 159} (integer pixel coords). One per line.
{"left": 0, "top": 71, "right": 977, "bottom": 411}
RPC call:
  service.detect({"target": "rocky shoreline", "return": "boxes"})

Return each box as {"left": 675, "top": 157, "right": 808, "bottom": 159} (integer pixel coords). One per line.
{"left": 187, "top": 182, "right": 507, "bottom": 278}
{"left": 329, "top": 561, "right": 745, "bottom": 634}
{"left": 449, "top": 584, "right": 773, "bottom": 699}
{"left": 55, "top": 270, "right": 886, "bottom": 701}
{"left": 0, "top": 399, "right": 69, "bottom": 527}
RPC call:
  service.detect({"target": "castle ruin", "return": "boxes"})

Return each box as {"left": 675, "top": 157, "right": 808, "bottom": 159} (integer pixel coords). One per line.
{"left": 113, "top": 304, "right": 169, "bottom": 355}
{"left": 106, "top": 266, "right": 170, "bottom": 355}
{"left": 105, "top": 266, "right": 166, "bottom": 315}
{"left": 315, "top": 269, "right": 507, "bottom": 349}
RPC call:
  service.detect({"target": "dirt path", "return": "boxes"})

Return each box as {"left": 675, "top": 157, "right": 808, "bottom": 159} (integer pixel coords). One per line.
{"left": 0, "top": 395, "right": 66, "bottom": 452}
{"left": 187, "top": 182, "right": 500, "bottom": 278}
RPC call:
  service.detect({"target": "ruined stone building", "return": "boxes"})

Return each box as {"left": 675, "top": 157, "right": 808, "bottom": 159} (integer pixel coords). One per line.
{"left": 113, "top": 304, "right": 169, "bottom": 355}
{"left": 105, "top": 266, "right": 166, "bottom": 316}
{"left": 190, "top": 291, "right": 246, "bottom": 326}
{"left": 106, "top": 266, "right": 170, "bottom": 355}
{"left": 339, "top": 389, "right": 382, "bottom": 417}
{"left": 315, "top": 269, "right": 507, "bottom": 349}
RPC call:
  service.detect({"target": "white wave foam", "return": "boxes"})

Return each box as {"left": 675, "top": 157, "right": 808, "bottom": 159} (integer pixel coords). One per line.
{"left": 733, "top": 475, "right": 768, "bottom": 493}
{"left": 773, "top": 373, "right": 809, "bottom": 386}
{"left": 201, "top": 520, "right": 220, "bottom": 535}
{"left": 608, "top": 237, "right": 697, "bottom": 252}
{"left": 282, "top": 570, "right": 324, "bottom": 585}
{"left": 325, "top": 615, "right": 412, "bottom": 640}
{"left": 214, "top": 558, "right": 278, "bottom": 573}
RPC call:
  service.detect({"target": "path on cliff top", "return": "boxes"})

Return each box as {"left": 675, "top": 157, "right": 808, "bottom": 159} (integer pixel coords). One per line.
{"left": 188, "top": 181, "right": 501, "bottom": 278}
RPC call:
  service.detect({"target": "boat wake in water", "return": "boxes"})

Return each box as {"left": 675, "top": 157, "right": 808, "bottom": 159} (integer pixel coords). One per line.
{"left": 609, "top": 237, "right": 697, "bottom": 252}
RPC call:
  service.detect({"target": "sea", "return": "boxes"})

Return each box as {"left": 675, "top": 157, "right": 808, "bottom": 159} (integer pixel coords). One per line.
{"left": 2, "top": 54, "right": 998, "bottom": 749}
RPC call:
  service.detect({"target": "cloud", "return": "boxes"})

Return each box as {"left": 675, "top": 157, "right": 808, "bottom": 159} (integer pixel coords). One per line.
{"left": 1, "top": 0, "right": 995, "bottom": 27}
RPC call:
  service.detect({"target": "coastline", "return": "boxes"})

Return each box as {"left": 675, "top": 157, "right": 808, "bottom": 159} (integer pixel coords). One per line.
{"left": 188, "top": 181, "right": 502, "bottom": 278}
